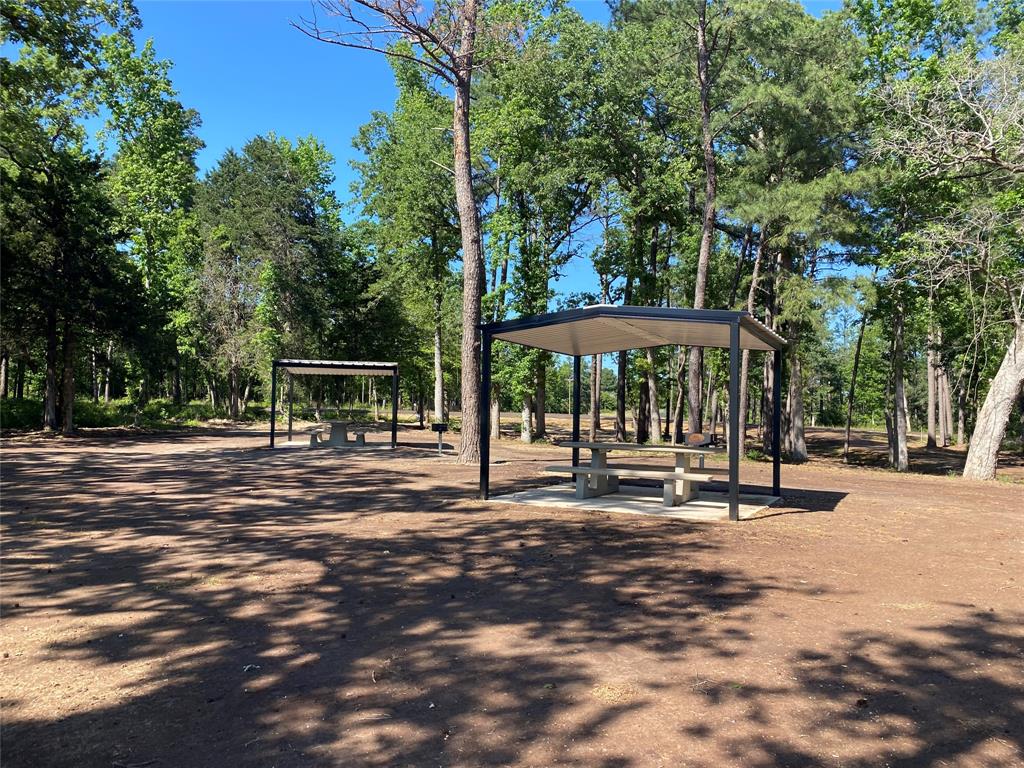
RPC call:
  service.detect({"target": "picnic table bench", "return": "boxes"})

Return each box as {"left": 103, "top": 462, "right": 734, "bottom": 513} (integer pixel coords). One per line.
{"left": 546, "top": 441, "right": 723, "bottom": 508}
{"left": 308, "top": 422, "right": 369, "bottom": 448}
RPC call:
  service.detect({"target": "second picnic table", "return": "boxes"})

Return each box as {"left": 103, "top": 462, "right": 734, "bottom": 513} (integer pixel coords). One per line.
{"left": 547, "top": 441, "right": 723, "bottom": 507}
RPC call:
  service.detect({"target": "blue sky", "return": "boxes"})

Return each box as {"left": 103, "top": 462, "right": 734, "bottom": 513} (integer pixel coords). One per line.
{"left": 134, "top": 0, "right": 846, "bottom": 297}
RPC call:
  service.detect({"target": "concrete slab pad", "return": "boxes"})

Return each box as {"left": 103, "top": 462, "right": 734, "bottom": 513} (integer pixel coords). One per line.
{"left": 490, "top": 483, "right": 779, "bottom": 522}
{"left": 277, "top": 439, "right": 395, "bottom": 451}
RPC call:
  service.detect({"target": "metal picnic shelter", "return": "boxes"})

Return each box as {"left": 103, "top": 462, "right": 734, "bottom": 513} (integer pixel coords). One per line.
{"left": 478, "top": 305, "right": 787, "bottom": 521}
{"left": 269, "top": 359, "right": 400, "bottom": 448}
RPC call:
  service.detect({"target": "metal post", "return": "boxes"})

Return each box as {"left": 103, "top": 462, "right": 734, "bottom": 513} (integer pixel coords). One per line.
{"left": 728, "top": 322, "right": 741, "bottom": 521}
{"left": 572, "top": 355, "right": 581, "bottom": 467}
{"left": 269, "top": 362, "right": 277, "bottom": 448}
{"left": 479, "top": 332, "right": 492, "bottom": 499}
{"left": 391, "top": 370, "right": 399, "bottom": 448}
{"left": 287, "top": 373, "right": 294, "bottom": 443}
{"left": 772, "top": 348, "right": 782, "bottom": 496}
{"left": 664, "top": 384, "right": 671, "bottom": 442}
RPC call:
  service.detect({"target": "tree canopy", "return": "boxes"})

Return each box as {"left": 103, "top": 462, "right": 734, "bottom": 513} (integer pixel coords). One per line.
{"left": 2, "top": 0, "right": 1021, "bottom": 478}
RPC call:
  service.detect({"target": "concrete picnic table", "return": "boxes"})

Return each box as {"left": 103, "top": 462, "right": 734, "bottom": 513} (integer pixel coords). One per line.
{"left": 307, "top": 422, "right": 367, "bottom": 448}
{"left": 551, "top": 441, "right": 724, "bottom": 506}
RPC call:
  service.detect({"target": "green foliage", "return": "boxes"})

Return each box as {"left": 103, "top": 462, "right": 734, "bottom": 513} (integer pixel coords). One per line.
{"left": 3, "top": 0, "right": 1021, "bottom": 464}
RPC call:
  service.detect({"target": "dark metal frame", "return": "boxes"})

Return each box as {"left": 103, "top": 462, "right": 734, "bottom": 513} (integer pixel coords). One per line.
{"left": 269, "top": 360, "right": 400, "bottom": 449}
{"left": 478, "top": 307, "right": 785, "bottom": 521}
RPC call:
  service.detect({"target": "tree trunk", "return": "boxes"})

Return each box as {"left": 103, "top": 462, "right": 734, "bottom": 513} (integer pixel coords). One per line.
{"left": 490, "top": 386, "right": 501, "bottom": 439}
{"left": 433, "top": 302, "right": 445, "bottom": 423}
{"left": 637, "top": 372, "right": 650, "bottom": 444}
{"left": 172, "top": 347, "right": 182, "bottom": 405}
{"left": 728, "top": 228, "right": 752, "bottom": 308}
{"left": 615, "top": 351, "right": 628, "bottom": 441}
{"left": 0, "top": 348, "right": 8, "bottom": 399}
{"left": 672, "top": 350, "right": 686, "bottom": 442}
{"left": 903, "top": 387, "right": 912, "bottom": 437}
{"left": 496, "top": 239, "right": 510, "bottom": 322}
{"left": 687, "top": 0, "right": 718, "bottom": 436}
{"left": 761, "top": 353, "right": 775, "bottom": 455}
{"left": 940, "top": 368, "right": 954, "bottom": 446}
{"left": 1019, "top": 391, "right": 1024, "bottom": 458}
{"left": 589, "top": 354, "right": 600, "bottom": 441}
{"left": 663, "top": 359, "right": 672, "bottom": 442}
{"left": 737, "top": 229, "right": 766, "bottom": 455}
{"left": 843, "top": 305, "right": 869, "bottom": 463}
{"left": 43, "top": 306, "right": 59, "bottom": 430}
{"left": 963, "top": 323, "right": 1024, "bottom": 479}
{"left": 90, "top": 347, "right": 99, "bottom": 403}
{"left": 646, "top": 350, "right": 661, "bottom": 443}
{"left": 703, "top": 367, "right": 716, "bottom": 433}
{"left": 926, "top": 328, "right": 937, "bottom": 448}
{"left": 15, "top": 355, "right": 25, "bottom": 400}
{"left": 520, "top": 393, "right": 533, "bottom": 443}
{"left": 103, "top": 341, "right": 113, "bottom": 403}
{"left": 785, "top": 347, "right": 808, "bottom": 461}
{"left": 534, "top": 360, "right": 546, "bottom": 438}
{"left": 957, "top": 389, "right": 966, "bottom": 447}
{"left": 228, "top": 368, "right": 241, "bottom": 419}
{"left": 453, "top": 0, "right": 484, "bottom": 465}
{"left": 61, "top": 320, "right": 75, "bottom": 434}
{"left": 891, "top": 311, "right": 909, "bottom": 471}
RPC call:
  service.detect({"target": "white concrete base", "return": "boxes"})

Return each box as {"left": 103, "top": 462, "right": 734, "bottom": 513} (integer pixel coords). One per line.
{"left": 490, "top": 483, "right": 779, "bottom": 522}
{"left": 276, "top": 439, "right": 394, "bottom": 451}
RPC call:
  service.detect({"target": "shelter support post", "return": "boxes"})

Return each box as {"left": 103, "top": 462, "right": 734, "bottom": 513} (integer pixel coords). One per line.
{"left": 728, "top": 321, "right": 740, "bottom": 521}
{"left": 287, "top": 374, "right": 294, "bottom": 442}
{"left": 480, "top": 331, "right": 492, "bottom": 500}
{"left": 391, "top": 371, "right": 399, "bottom": 448}
{"left": 772, "top": 348, "right": 782, "bottom": 496}
{"left": 572, "top": 355, "right": 581, "bottom": 467}
{"left": 270, "top": 363, "right": 277, "bottom": 448}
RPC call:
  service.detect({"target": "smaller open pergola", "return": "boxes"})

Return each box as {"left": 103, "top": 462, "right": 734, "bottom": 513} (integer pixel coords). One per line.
{"left": 269, "top": 359, "right": 399, "bottom": 448}
{"left": 478, "top": 305, "right": 786, "bottom": 521}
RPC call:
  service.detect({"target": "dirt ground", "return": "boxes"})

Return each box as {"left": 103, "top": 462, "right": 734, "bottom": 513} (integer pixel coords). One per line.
{"left": 2, "top": 423, "right": 1022, "bottom": 768}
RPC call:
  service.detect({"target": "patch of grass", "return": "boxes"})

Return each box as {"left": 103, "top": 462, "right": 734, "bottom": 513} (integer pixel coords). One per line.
{"left": 1, "top": 397, "right": 267, "bottom": 431}
{"left": 0, "top": 399, "right": 43, "bottom": 430}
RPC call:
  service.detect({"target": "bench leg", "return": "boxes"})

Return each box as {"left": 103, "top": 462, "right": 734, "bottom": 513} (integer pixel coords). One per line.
{"left": 355, "top": 434, "right": 366, "bottom": 447}
{"left": 587, "top": 450, "right": 610, "bottom": 493}
{"left": 309, "top": 434, "right": 320, "bottom": 448}
{"left": 575, "top": 474, "right": 610, "bottom": 499}
{"left": 663, "top": 480, "right": 681, "bottom": 507}
{"left": 674, "top": 454, "right": 697, "bottom": 501}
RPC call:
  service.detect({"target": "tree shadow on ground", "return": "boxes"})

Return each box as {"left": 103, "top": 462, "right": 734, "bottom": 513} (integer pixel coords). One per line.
{"left": 711, "top": 609, "right": 1024, "bottom": 767}
{"left": 806, "top": 427, "right": 1024, "bottom": 480}
{"left": 2, "top": 442, "right": 791, "bottom": 767}
{"left": 1, "top": 434, "right": 1020, "bottom": 767}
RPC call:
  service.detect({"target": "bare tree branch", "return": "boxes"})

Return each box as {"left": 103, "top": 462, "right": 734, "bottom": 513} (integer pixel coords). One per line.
{"left": 875, "top": 51, "right": 1024, "bottom": 179}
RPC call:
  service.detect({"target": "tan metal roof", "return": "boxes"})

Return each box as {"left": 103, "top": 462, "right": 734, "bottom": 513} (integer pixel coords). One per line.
{"left": 273, "top": 359, "right": 398, "bottom": 376}
{"left": 484, "top": 305, "right": 785, "bottom": 355}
